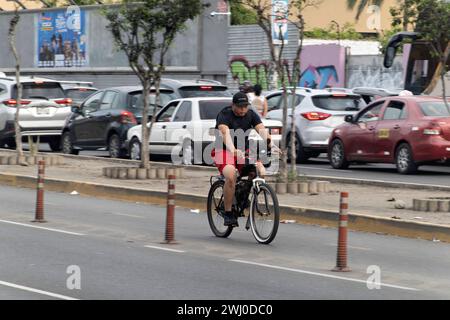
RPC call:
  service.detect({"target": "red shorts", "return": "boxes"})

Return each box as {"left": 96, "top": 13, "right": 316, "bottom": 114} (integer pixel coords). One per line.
{"left": 212, "top": 149, "right": 245, "bottom": 175}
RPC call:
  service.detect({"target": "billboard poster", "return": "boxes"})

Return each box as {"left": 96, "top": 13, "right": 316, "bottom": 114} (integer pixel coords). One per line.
{"left": 37, "top": 6, "right": 88, "bottom": 68}
{"left": 272, "top": 0, "right": 289, "bottom": 45}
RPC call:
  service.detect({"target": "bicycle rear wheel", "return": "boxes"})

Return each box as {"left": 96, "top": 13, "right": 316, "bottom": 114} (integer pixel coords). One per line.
{"left": 249, "top": 183, "right": 279, "bottom": 244}
{"left": 207, "top": 180, "right": 233, "bottom": 238}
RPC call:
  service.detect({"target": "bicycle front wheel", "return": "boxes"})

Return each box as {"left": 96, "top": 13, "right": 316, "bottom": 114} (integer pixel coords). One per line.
{"left": 249, "top": 183, "right": 279, "bottom": 244}
{"left": 207, "top": 180, "right": 233, "bottom": 238}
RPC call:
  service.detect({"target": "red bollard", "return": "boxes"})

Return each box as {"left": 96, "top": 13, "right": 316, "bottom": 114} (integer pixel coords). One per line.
{"left": 162, "top": 174, "right": 177, "bottom": 244}
{"left": 33, "top": 160, "right": 47, "bottom": 223}
{"left": 332, "top": 192, "right": 351, "bottom": 272}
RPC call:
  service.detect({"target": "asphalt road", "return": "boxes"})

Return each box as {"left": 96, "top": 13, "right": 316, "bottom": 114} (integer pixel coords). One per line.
{"left": 0, "top": 185, "right": 449, "bottom": 300}
{"left": 295, "top": 156, "right": 450, "bottom": 187}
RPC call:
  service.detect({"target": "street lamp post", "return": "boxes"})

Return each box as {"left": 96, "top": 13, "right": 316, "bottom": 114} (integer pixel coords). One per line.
{"left": 331, "top": 20, "right": 341, "bottom": 46}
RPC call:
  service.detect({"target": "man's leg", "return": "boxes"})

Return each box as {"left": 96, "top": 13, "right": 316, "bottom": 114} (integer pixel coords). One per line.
{"left": 222, "top": 164, "right": 238, "bottom": 226}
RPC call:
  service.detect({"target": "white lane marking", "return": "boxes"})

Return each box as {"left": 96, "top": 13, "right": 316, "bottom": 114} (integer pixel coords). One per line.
{"left": 0, "top": 219, "right": 85, "bottom": 236}
{"left": 297, "top": 166, "right": 354, "bottom": 173}
{"left": 145, "top": 245, "right": 185, "bottom": 253}
{"left": 111, "top": 212, "right": 144, "bottom": 219}
{"left": 230, "top": 259, "right": 420, "bottom": 292}
{"left": 0, "top": 280, "right": 79, "bottom": 300}
{"left": 326, "top": 243, "right": 372, "bottom": 251}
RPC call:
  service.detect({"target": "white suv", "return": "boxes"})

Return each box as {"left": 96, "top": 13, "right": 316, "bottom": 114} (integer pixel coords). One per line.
{"left": 0, "top": 76, "right": 72, "bottom": 150}
{"left": 265, "top": 88, "right": 366, "bottom": 162}
{"left": 126, "top": 97, "right": 282, "bottom": 164}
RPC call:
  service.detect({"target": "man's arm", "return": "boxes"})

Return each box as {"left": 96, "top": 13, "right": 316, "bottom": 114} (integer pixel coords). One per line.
{"left": 255, "top": 123, "right": 271, "bottom": 144}
{"left": 255, "top": 123, "right": 281, "bottom": 154}
{"left": 218, "top": 124, "right": 238, "bottom": 155}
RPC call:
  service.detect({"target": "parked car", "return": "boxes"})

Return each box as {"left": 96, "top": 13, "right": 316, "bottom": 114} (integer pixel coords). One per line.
{"left": 352, "top": 87, "right": 402, "bottom": 104}
{"left": 40, "top": 79, "right": 95, "bottom": 90}
{"left": 265, "top": 88, "right": 366, "bottom": 162}
{"left": 160, "top": 78, "right": 233, "bottom": 98}
{"left": 0, "top": 76, "right": 72, "bottom": 151}
{"left": 126, "top": 97, "right": 283, "bottom": 164}
{"left": 63, "top": 87, "right": 98, "bottom": 108}
{"left": 61, "top": 86, "right": 177, "bottom": 158}
{"left": 328, "top": 96, "right": 450, "bottom": 174}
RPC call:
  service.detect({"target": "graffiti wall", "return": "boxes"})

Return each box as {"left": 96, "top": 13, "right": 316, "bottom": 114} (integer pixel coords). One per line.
{"left": 346, "top": 55, "right": 404, "bottom": 90}
{"left": 298, "top": 44, "right": 346, "bottom": 88}
{"left": 227, "top": 25, "right": 405, "bottom": 91}
{"left": 229, "top": 44, "right": 346, "bottom": 90}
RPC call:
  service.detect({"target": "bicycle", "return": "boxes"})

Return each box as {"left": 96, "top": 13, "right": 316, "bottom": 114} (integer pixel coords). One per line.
{"left": 206, "top": 150, "right": 280, "bottom": 244}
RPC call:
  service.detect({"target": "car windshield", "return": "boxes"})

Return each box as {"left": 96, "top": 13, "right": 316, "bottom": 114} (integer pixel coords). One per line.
{"left": 178, "top": 86, "right": 232, "bottom": 98}
{"left": 130, "top": 91, "right": 177, "bottom": 110}
{"left": 419, "top": 101, "right": 450, "bottom": 117}
{"left": 312, "top": 95, "right": 366, "bottom": 111}
{"left": 64, "top": 89, "right": 97, "bottom": 101}
{"left": 199, "top": 100, "right": 231, "bottom": 119}
{"left": 13, "top": 82, "right": 65, "bottom": 99}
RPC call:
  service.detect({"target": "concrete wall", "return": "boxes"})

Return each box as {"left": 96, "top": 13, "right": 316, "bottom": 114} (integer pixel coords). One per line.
{"left": 347, "top": 55, "right": 404, "bottom": 90}
{"left": 227, "top": 24, "right": 405, "bottom": 91}
{"left": 0, "top": 2, "right": 228, "bottom": 88}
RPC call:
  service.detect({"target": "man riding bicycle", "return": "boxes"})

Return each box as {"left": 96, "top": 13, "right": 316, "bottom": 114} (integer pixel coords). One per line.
{"left": 213, "top": 92, "right": 278, "bottom": 227}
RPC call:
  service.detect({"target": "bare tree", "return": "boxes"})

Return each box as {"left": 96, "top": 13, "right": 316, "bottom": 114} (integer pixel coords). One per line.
{"left": 8, "top": 8, "right": 26, "bottom": 163}
{"left": 286, "top": 0, "right": 322, "bottom": 176}
{"left": 230, "top": 0, "right": 291, "bottom": 182}
{"left": 105, "top": 0, "right": 207, "bottom": 168}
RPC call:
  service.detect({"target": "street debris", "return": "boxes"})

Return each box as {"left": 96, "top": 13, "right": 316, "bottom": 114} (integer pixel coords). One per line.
{"left": 432, "top": 238, "right": 441, "bottom": 243}
{"left": 70, "top": 191, "right": 79, "bottom": 195}
{"left": 413, "top": 217, "right": 423, "bottom": 220}
{"left": 394, "top": 200, "right": 406, "bottom": 209}
{"left": 391, "top": 216, "right": 401, "bottom": 220}
{"left": 190, "top": 209, "right": 200, "bottom": 214}
{"left": 387, "top": 197, "right": 396, "bottom": 202}
{"left": 280, "top": 220, "right": 296, "bottom": 224}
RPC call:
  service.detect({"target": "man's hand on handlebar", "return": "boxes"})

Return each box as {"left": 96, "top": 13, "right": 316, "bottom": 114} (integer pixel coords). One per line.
{"left": 267, "top": 140, "right": 282, "bottom": 155}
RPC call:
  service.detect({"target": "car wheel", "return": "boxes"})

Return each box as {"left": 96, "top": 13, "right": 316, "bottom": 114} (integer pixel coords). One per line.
{"left": 129, "top": 137, "right": 141, "bottom": 161}
{"left": 329, "top": 139, "right": 349, "bottom": 169}
{"left": 48, "top": 138, "right": 62, "bottom": 152}
{"left": 287, "top": 133, "right": 310, "bottom": 164}
{"left": 395, "top": 143, "right": 418, "bottom": 174}
{"left": 108, "top": 134, "right": 125, "bottom": 158}
{"left": 4, "top": 138, "right": 16, "bottom": 149}
{"left": 61, "top": 132, "right": 79, "bottom": 155}
{"left": 181, "top": 139, "right": 194, "bottom": 165}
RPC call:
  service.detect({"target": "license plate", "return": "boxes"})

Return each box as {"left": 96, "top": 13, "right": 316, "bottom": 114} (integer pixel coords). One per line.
{"left": 36, "top": 108, "right": 50, "bottom": 115}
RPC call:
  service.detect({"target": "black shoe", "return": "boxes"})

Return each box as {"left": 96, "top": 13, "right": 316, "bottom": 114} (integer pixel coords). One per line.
{"left": 224, "top": 212, "right": 239, "bottom": 227}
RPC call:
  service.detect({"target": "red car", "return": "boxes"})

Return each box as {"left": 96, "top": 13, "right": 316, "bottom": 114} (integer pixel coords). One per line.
{"left": 328, "top": 96, "right": 450, "bottom": 174}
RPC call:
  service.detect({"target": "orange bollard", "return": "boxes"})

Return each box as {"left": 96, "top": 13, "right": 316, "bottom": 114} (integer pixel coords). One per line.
{"left": 162, "top": 174, "right": 177, "bottom": 244}
{"left": 332, "top": 192, "right": 351, "bottom": 272}
{"left": 33, "top": 160, "right": 47, "bottom": 223}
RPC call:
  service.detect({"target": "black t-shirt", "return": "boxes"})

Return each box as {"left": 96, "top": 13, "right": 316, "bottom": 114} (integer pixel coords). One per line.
{"left": 215, "top": 106, "right": 262, "bottom": 151}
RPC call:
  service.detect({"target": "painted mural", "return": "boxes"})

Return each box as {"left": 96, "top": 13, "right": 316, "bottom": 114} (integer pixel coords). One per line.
{"left": 229, "top": 44, "right": 346, "bottom": 90}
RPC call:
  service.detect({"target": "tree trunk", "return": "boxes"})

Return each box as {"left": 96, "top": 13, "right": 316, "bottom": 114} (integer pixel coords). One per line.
{"left": 423, "top": 41, "right": 450, "bottom": 97}
{"left": 140, "top": 80, "right": 151, "bottom": 169}
{"left": 280, "top": 79, "right": 289, "bottom": 183}
{"left": 440, "top": 42, "right": 450, "bottom": 110}
{"left": 8, "top": 11, "right": 24, "bottom": 159}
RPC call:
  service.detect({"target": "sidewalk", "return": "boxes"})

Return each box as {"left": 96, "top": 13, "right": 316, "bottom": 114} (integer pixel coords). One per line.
{"left": 1, "top": 150, "right": 450, "bottom": 240}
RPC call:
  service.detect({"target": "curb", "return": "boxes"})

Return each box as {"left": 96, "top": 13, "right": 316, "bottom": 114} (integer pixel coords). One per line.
{"left": 305, "top": 175, "right": 450, "bottom": 192}
{"left": 1, "top": 172, "right": 449, "bottom": 243}
{"left": 2, "top": 148, "right": 449, "bottom": 191}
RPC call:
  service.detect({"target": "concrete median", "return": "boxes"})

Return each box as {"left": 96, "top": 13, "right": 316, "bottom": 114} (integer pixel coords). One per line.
{"left": 1, "top": 171, "right": 449, "bottom": 243}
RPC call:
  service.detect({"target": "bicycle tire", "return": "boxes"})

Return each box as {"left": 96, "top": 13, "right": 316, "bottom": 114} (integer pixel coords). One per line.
{"left": 207, "top": 180, "right": 233, "bottom": 238}
{"left": 249, "top": 183, "right": 279, "bottom": 244}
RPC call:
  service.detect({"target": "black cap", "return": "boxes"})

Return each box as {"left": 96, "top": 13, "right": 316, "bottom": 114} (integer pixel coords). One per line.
{"left": 232, "top": 92, "right": 249, "bottom": 107}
